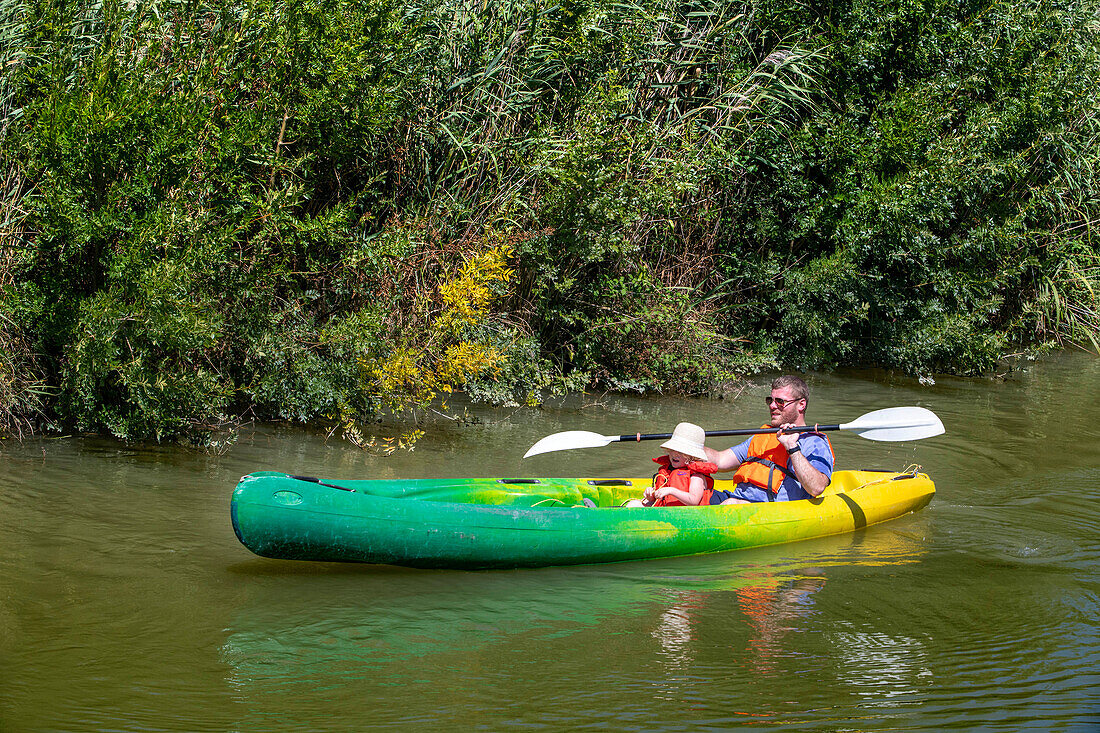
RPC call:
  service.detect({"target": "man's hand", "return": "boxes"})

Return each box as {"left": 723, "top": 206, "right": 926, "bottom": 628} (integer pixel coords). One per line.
{"left": 776, "top": 423, "right": 800, "bottom": 451}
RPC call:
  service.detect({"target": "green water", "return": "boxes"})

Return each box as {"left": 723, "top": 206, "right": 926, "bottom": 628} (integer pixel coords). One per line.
{"left": 2, "top": 354, "right": 1098, "bottom": 730}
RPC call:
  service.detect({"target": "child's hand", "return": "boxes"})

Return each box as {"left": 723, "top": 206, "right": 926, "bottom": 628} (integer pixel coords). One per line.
{"left": 643, "top": 486, "right": 658, "bottom": 502}
{"left": 654, "top": 487, "right": 672, "bottom": 499}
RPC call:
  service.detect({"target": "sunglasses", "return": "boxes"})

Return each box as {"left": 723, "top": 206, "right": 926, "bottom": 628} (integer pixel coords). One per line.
{"left": 765, "top": 395, "right": 803, "bottom": 408}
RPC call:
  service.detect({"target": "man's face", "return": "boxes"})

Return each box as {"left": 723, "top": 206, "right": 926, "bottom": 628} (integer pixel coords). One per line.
{"left": 766, "top": 388, "right": 804, "bottom": 427}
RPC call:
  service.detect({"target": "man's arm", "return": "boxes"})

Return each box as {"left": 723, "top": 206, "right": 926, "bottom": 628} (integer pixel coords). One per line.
{"left": 704, "top": 445, "right": 742, "bottom": 472}
{"left": 777, "top": 426, "right": 832, "bottom": 497}
{"left": 786, "top": 452, "right": 830, "bottom": 497}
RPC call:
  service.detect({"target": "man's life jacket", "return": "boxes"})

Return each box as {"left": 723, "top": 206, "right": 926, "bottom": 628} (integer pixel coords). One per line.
{"left": 651, "top": 455, "right": 718, "bottom": 506}
{"left": 731, "top": 428, "right": 834, "bottom": 496}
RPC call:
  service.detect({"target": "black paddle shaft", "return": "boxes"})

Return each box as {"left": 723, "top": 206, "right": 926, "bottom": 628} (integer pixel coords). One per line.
{"left": 616, "top": 425, "right": 842, "bottom": 443}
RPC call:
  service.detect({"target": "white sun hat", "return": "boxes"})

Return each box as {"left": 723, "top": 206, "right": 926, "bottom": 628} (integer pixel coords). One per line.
{"left": 660, "top": 422, "right": 707, "bottom": 460}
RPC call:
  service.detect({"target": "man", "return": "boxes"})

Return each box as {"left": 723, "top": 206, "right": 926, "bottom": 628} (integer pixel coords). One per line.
{"left": 704, "top": 376, "right": 833, "bottom": 503}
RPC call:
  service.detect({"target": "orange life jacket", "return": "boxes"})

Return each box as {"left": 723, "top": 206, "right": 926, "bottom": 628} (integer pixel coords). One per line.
{"left": 652, "top": 455, "right": 717, "bottom": 506}
{"left": 732, "top": 428, "right": 834, "bottom": 495}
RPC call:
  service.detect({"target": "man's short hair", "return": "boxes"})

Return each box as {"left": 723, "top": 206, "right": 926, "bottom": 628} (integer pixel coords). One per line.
{"left": 772, "top": 375, "right": 809, "bottom": 405}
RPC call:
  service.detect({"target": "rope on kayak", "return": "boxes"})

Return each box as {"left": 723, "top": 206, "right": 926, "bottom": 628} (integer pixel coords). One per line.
{"left": 897, "top": 463, "right": 922, "bottom": 478}
{"left": 290, "top": 475, "right": 356, "bottom": 492}
{"left": 853, "top": 464, "right": 923, "bottom": 490}
{"left": 531, "top": 498, "right": 568, "bottom": 506}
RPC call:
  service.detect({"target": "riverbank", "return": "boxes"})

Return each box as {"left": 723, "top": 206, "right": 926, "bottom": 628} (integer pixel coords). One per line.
{"left": 2, "top": 0, "right": 1097, "bottom": 443}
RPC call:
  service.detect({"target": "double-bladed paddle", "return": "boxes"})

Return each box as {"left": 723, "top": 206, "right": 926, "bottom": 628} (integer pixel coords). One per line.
{"left": 523, "top": 406, "right": 944, "bottom": 458}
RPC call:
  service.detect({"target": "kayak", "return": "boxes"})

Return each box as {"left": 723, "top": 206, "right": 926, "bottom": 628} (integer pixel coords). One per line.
{"left": 230, "top": 469, "right": 935, "bottom": 569}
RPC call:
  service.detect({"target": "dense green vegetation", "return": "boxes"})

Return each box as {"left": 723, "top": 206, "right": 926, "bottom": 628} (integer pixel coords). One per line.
{"left": 1, "top": 0, "right": 1097, "bottom": 443}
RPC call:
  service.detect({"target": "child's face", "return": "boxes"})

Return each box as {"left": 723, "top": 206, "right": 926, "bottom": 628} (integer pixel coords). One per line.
{"left": 665, "top": 449, "right": 692, "bottom": 467}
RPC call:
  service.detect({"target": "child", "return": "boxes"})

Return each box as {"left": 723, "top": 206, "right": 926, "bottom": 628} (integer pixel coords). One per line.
{"left": 625, "top": 422, "right": 718, "bottom": 507}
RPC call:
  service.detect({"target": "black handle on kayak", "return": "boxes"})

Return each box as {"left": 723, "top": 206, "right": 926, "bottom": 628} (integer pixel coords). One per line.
{"left": 615, "top": 425, "right": 842, "bottom": 443}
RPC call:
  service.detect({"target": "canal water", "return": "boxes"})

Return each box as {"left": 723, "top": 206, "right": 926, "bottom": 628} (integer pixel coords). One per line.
{"left": 1, "top": 354, "right": 1098, "bottom": 730}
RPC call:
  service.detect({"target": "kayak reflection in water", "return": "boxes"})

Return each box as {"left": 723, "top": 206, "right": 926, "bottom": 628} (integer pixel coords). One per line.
{"left": 650, "top": 570, "right": 827, "bottom": 678}
{"left": 623, "top": 422, "right": 718, "bottom": 507}
{"left": 736, "top": 570, "right": 828, "bottom": 675}
{"left": 705, "top": 375, "right": 835, "bottom": 504}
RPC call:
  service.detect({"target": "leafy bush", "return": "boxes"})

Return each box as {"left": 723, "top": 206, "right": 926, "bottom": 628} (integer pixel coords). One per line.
{"left": 725, "top": 0, "right": 1100, "bottom": 374}
{"left": 0, "top": 0, "right": 1096, "bottom": 442}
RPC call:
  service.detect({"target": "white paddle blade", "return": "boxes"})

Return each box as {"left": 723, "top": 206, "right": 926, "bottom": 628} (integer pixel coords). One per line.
{"left": 839, "top": 406, "right": 945, "bottom": 442}
{"left": 523, "top": 430, "right": 616, "bottom": 458}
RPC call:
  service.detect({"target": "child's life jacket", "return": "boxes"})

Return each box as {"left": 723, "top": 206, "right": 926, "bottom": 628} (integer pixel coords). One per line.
{"left": 651, "top": 455, "right": 718, "bottom": 506}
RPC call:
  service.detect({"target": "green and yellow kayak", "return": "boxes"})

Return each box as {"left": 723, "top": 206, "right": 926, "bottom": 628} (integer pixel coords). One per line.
{"left": 230, "top": 469, "right": 935, "bottom": 569}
